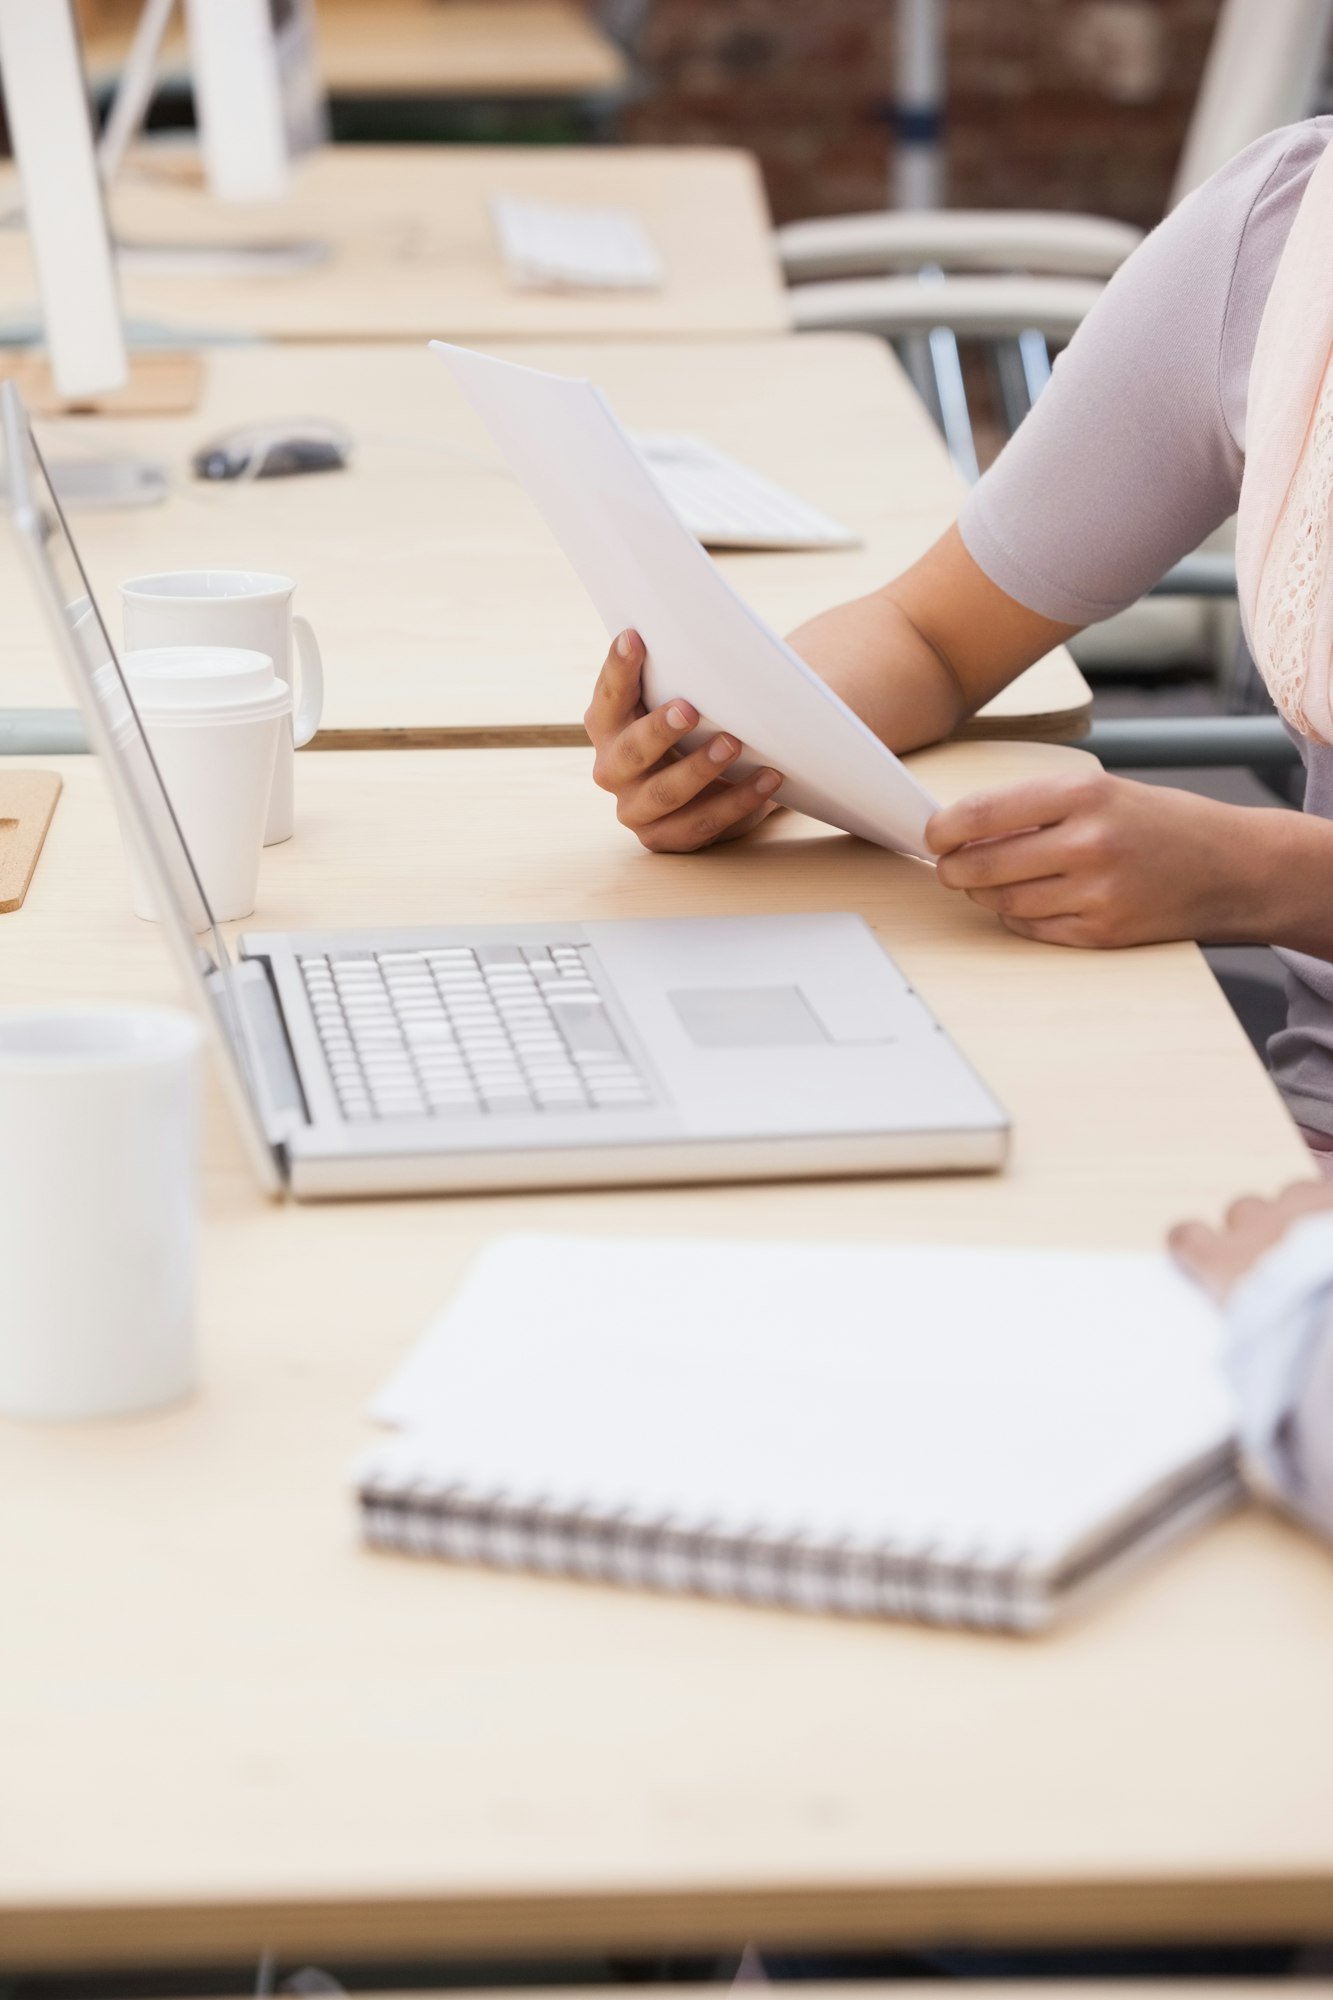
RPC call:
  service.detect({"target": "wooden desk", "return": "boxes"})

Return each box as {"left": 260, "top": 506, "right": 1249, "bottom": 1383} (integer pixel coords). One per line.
{"left": 80, "top": 0, "right": 630, "bottom": 101}
{"left": 156, "top": 1991, "right": 1333, "bottom": 2000}
{"left": 0, "top": 146, "right": 787, "bottom": 345}
{"left": 4, "top": 337, "right": 1090, "bottom": 746}
{"left": 2, "top": 742, "right": 1327, "bottom": 1970}
{"left": 169, "top": 1990, "right": 1333, "bottom": 2000}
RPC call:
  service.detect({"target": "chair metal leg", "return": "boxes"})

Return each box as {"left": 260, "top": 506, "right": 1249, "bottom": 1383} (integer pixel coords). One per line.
{"left": 926, "top": 325, "right": 979, "bottom": 481}
{"left": 1017, "top": 329, "right": 1052, "bottom": 403}
{"left": 1082, "top": 715, "right": 1299, "bottom": 770}
{"left": 989, "top": 339, "right": 1035, "bottom": 436}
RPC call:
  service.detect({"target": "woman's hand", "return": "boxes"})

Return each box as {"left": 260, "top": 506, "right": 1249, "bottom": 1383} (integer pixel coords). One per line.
{"left": 1170, "top": 1183, "right": 1333, "bottom": 1303}
{"left": 584, "top": 629, "right": 782, "bottom": 853}
{"left": 926, "top": 765, "right": 1274, "bottom": 949}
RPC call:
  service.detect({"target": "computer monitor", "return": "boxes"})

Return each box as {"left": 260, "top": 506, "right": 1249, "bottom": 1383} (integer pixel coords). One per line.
{"left": 0, "top": 0, "right": 127, "bottom": 401}
{"left": 186, "top": 0, "right": 327, "bottom": 202}
{"left": 101, "top": 0, "right": 328, "bottom": 204}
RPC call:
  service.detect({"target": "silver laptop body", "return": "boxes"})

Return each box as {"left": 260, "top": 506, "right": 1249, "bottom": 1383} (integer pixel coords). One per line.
{"left": 5, "top": 383, "right": 1009, "bottom": 1199}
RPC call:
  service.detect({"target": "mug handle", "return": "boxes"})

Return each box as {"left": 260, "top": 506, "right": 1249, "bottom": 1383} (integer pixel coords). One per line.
{"left": 291, "top": 616, "right": 324, "bottom": 748}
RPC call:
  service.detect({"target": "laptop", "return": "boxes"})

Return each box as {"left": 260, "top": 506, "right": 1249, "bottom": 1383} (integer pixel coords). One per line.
{"left": 4, "top": 382, "right": 1009, "bottom": 1199}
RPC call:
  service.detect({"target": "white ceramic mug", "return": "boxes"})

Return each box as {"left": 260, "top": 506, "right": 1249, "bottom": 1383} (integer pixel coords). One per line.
{"left": 120, "top": 645, "right": 288, "bottom": 925}
{"left": 0, "top": 1006, "right": 201, "bottom": 1422}
{"left": 121, "top": 569, "right": 324, "bottom": 845}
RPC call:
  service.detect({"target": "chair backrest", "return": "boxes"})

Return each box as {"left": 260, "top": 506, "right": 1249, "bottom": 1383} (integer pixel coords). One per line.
{"left": 1171, "top": 0, "right": 1333, "bottom": 205}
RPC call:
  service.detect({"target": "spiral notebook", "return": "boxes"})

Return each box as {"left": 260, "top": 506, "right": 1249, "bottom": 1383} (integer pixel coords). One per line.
{"left": 354, "top": 1234, "right": 1240, "bottom": 1633}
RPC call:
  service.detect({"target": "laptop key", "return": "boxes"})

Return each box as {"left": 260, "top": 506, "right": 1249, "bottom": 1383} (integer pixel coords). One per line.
{"left": 303, "top": 943, "right": 649, "bottom": 1125}
{"left": 552, "top": 1003, "right": 625, "bottom": 1057}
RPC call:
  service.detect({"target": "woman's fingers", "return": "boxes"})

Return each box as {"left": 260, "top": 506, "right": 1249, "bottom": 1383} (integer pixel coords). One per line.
{"left": 1274, "top": 1180, "right": 1333, "bottom": 1214}
{"left": 615, "top": 732, "right": 743, "bottom": 827}
{"left": 960, "top": 874, "right": 1076, "bottom": 921}
{"left": 712, "top": 800, "right": 782, "bottom": 845}
{"left": 935, "top": 824, "right": 1066, "bottom": 892}
{"left": 1167, "top": 1220, "right": 1236, "bottom": 1301}
{"left": 584, "top": 629, "right": 648, "bottom": 744}
{"left": 1224, "top": 1194, "right": 1273, "bottom": 1232}
{"left": 583, "top": 629, "right": 776, "bottom": 853}
{"left": 1167, "top": 1219, "right": 1218, "bottom": 1270}
{"left": 926, "top": 773, "right": 1092, "bottom": 855}
{"left": 592, "top": 699, "right": 704, "bottom": 794}
{"left": 636, "top": 769, "right": 783, "bottom": 853}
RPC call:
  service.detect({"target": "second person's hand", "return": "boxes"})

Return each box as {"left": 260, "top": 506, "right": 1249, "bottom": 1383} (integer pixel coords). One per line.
{"left": 1170, "top": 1182, "right": 1333, "bottom": 1302}
{"left": 585, "top": 629, "right": 783, "bottom": 853}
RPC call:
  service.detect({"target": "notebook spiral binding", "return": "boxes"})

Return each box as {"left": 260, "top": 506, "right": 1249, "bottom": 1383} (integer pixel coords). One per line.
{"left": 358, "top": 1480, "right": 1044, "bottom": 1633}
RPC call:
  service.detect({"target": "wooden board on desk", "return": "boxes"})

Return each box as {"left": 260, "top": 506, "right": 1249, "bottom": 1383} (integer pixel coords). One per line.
{"left": 0, "top": 351, "right": 205, "bottom": 418}
{"left": 0, "top": 146, "right": 787, "bottom": 345}
{"left": 1, "top": 337, "right": 1090, "bottom": 747}
{"left": 1, "top": 743, "right": 1325, "bottom": 1969}
{"left": 0, "top": 769, "right": 60, "bottom": 912}
{"left": 80, "top": 0, "right": 630, "bottom": 101}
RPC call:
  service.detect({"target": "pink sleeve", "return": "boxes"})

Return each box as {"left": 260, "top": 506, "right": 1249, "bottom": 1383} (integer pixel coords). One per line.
{"left": 957, "top": 119, "right": 1332, "bottom": 628}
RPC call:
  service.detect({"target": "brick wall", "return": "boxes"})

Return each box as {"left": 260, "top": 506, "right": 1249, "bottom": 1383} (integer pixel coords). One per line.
{"left": 623, "top": 0, "right": 1223, "bottom": 227}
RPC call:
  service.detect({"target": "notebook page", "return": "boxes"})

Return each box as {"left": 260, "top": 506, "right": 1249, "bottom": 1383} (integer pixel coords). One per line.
{"left": 366, "top": 1235, "right": 1234, "bottom": 1570}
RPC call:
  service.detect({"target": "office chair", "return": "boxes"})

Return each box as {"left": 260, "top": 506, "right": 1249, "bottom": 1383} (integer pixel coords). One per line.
{"left": 777, "top": 0, "right": 1331, "bottom": 374}
{"left": 776, "top": 0, "right": 1332, "bottom": 687}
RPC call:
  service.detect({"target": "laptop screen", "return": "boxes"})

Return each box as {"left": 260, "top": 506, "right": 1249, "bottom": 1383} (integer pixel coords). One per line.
{"left": 3, "top": 381, "right": 284, "bottom": 1190}
{"left": 6, "top": 399, "right": 232, "bottom": 968}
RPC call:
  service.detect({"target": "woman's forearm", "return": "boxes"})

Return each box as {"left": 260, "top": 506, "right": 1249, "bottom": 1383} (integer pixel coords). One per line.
{"left": 787, "top": 527, "right": 1082, "bottom": 755}
{"left": 785, "top": 589, "right": 967, "bottom": 753}
{"left": 1246, "top": 806, "right": 1333, "bottom": 957}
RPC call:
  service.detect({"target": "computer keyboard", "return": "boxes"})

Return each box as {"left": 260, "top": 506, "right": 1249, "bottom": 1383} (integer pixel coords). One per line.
{"left": 630, "top": 433, "right": 861, "bottom": 551}
{"left": 299, "top": 944, "right": 652, "bottom": 1122}
{"left": 490, "top": 193, "right": 664, "bottom": 292}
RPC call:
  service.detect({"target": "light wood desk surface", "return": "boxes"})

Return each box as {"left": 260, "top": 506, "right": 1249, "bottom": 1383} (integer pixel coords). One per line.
{"left": 80, "top": 0, "right": 630, "bottom": 100}
{"left": 0, "top": 146, "right": 787, "bottom": 345}
{"left": 6, "top": 338, "right": 1090, "bottom": 747}
{"left": 169, "top": 1984, "right": 1333, "bottom": 2000}
{"left": 2, "top": 742, "right": 1328, "bottom": 1969}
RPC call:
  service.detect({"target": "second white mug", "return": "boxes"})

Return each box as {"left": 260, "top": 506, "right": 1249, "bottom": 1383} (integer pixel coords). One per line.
{"left": 121, "top": 568, "right": 324, "bottom": 845}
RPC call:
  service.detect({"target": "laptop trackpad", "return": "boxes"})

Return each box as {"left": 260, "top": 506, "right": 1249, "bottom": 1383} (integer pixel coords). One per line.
{"left": 669, "top": 985, "right": 827, "bottom": 1049}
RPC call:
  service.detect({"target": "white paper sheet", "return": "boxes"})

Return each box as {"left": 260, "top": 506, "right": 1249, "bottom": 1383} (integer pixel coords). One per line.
{"left": 430, "top": 341, "right": 939, "bottom": 859}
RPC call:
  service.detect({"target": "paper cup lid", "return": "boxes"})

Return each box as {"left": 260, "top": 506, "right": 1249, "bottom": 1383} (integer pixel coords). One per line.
{"left": 123, "top": 645, "right": 277, "bottom": 710}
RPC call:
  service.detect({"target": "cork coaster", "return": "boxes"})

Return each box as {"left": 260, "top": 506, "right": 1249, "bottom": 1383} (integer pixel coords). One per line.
{"left": 0, "top": 770, "right": 62, "bottom": 913}
{"left": 0, "top": 350, "right": 205, "bottom": 416}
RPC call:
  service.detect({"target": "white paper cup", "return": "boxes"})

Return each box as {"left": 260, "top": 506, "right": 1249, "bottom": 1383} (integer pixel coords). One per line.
{"left": 0, "top": 1006, "right": 201, "bottom": 1422}
{"left": 124, "top": 675, "right": 287, "bottom": 925}
{"left": 120, "top": 570, "right": 324, "bottom": 845}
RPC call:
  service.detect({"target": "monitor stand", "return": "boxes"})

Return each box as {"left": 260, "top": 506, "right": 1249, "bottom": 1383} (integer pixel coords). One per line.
{"left": 2, "top": 349, "right": 203, "bottom": 416}
{"left": 44, "top": 455, "right": 168, "bottom": 511}
{"left": 0, "top": 451, "right": 166, "bottom": 511}
{"left": 97, "top": 0, "right": 331, "bottom": 281}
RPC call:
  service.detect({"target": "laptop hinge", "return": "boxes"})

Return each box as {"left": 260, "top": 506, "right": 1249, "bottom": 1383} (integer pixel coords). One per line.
{"left": 219, "top": 958, "right": 310, "bottom": 1147}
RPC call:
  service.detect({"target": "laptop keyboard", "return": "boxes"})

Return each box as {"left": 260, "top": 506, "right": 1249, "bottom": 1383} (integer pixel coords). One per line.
{"left": 299, "top": 944, "right": 653, "bottom": 1122}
